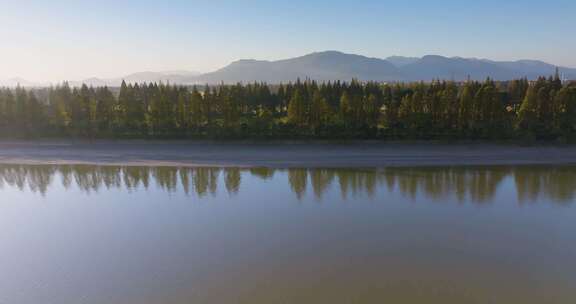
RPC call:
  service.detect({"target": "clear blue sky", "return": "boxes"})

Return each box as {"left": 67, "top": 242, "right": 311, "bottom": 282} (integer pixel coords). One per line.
{"left": 1, "top": 0, "right": 574, "bottom": 82}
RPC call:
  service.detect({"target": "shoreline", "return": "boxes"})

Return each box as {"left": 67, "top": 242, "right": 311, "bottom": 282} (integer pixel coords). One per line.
{"left": 1, "top": 141, "right": 576, "bottom": 168}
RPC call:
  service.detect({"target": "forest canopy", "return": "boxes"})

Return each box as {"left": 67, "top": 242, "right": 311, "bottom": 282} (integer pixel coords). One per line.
{"left": 1, "top": 73, "right": 575, "bottom": 141}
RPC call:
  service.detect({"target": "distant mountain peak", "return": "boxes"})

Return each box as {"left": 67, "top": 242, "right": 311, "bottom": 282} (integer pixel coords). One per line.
{"left": 420, "top": 55, "right": 451, "bottom": 62}
{"left": 303, "top": 50, "right": 381, "bottom": 60}
{"left": 198, "top": 50, "right": 400, "bottom": 83}
{"left": 307, "top": 50, "right": 347, "bottom": 56}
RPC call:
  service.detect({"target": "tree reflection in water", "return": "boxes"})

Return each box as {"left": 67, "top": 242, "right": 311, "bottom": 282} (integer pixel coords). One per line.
{"left": 0, "top": 165, "right": 575, "bottom": 205}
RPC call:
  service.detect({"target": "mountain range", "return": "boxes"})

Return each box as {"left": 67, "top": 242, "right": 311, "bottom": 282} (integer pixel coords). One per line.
{"left": 197, "top": 51, "right": 576, "bottom": 83}
{"left": 2, "top": 51, "right": 575, "bottom": 87}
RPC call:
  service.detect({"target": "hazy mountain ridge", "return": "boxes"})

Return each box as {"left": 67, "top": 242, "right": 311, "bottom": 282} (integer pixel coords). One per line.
{"left": 2, "top": 51, "right": 575, "bottom": 87}
{"left": 0, "top": 71, "right": 201, "bottom": 87}
{"left": 196, "top": 51, "right": 576, "bottom": 83}
{"left": 0, "top": 77, "right": 39, "bottom": 87}
{"left": 198, "top": 51, "right": 401, "bottom": 83}
{"left": 74, "top": 70, "right": 201, "bottom": 87}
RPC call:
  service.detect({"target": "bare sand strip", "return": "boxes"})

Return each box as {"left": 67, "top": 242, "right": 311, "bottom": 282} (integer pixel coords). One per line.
{"left": 0, "top": 141, "right": 575, "bottom": 168}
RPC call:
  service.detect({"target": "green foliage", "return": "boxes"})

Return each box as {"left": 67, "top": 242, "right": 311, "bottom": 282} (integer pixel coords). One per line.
{"left": 0, "top": 76, "right": 575, "bottom": 140}
{"left": 287, "top": 89, "right": 308, "bottom": 127}
{"left": 309, "top": 90, "right": 332, "bottom": 130}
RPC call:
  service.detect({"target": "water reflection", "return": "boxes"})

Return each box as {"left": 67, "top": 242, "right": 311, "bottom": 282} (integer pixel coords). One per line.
{"left": 0, "top": 165, "right": 575, "bottom": 204}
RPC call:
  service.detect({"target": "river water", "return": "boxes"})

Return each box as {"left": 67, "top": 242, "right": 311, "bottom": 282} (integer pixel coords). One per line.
{"left": 0, "top": 165, "right": 575, "bottom": 303}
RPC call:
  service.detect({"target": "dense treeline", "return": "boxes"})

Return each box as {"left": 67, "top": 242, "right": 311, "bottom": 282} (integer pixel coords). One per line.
{"left": 1, "top": 73, "right": 575, "bottom": 140}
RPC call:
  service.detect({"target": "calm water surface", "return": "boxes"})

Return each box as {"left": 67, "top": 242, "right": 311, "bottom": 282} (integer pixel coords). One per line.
{"left": 0, "top": 165, "right": 575, "bottom": 304}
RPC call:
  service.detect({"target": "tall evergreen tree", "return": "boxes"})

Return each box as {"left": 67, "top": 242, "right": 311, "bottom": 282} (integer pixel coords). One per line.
{"left": 309, "top": 90, "right": 331, "bottom": 130}
{"left": 287, "top": 89, "right": 308, "bottom": 127}
{"left": 516, "top": 84, "right": 539, "bottom": 136}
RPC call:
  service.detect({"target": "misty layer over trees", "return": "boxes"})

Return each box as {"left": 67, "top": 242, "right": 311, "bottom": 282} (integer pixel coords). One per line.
{"left": 0, "top": 74, "right": 575, "bottom": 141}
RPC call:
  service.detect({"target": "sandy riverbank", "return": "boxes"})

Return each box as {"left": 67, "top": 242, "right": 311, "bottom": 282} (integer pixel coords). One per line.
{"left": 0, "top": 141, "right": 575, "bottom": 168}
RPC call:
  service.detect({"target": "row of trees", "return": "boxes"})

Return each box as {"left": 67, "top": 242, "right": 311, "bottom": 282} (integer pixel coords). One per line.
{"left": 1, "top": 75, "right": 575, "bottom": 140}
